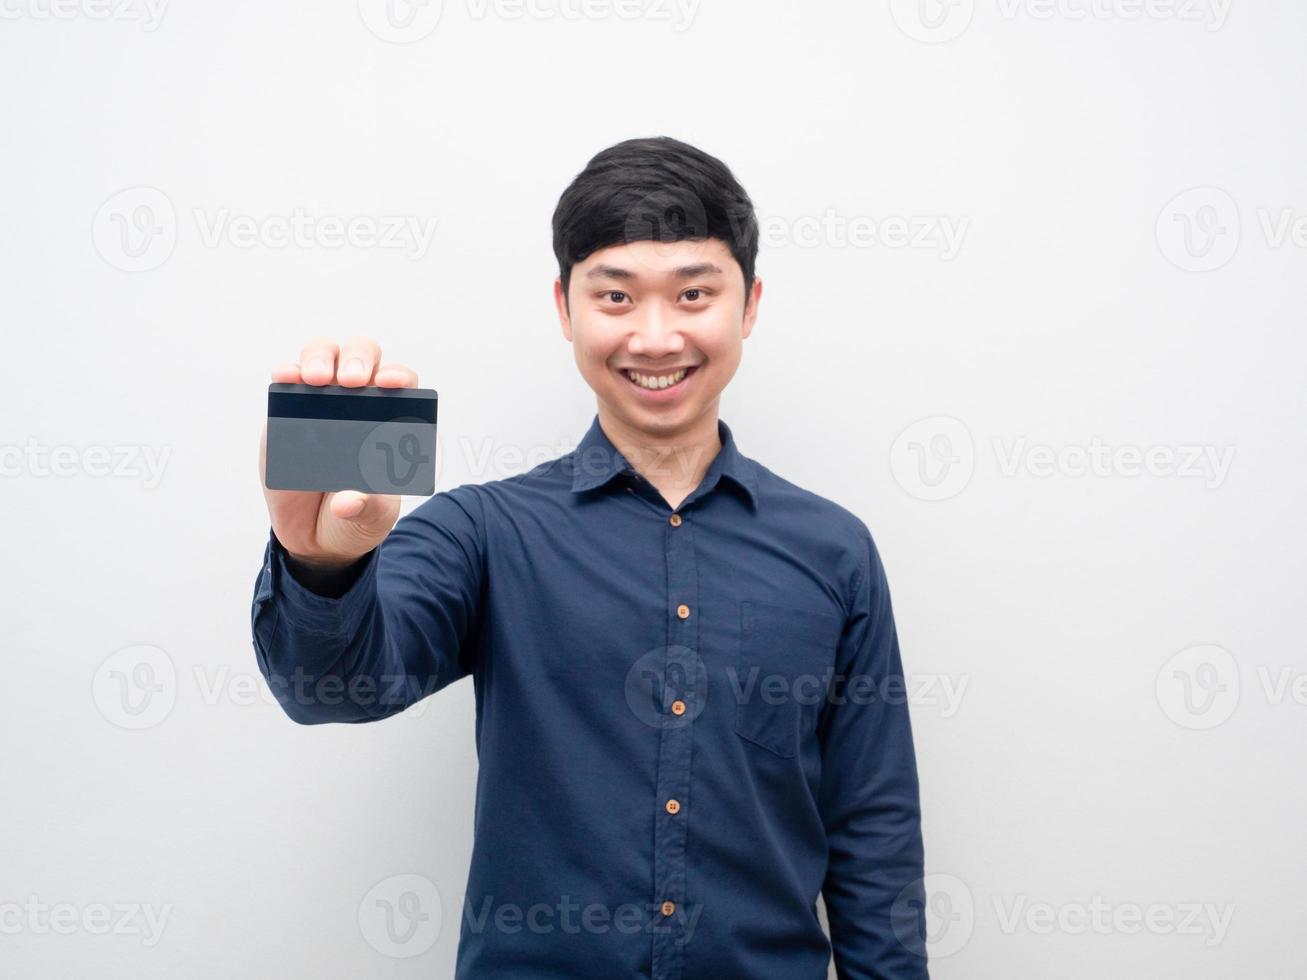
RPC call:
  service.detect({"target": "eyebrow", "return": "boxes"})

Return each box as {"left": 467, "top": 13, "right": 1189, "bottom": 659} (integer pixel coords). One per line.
{"left": 584, "top": 262, "right": 725, "bottom": 282}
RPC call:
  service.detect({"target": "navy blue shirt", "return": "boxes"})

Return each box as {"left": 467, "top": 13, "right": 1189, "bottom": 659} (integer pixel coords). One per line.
{"left": 251, "top": 414, "right": 928, "bottom": 979}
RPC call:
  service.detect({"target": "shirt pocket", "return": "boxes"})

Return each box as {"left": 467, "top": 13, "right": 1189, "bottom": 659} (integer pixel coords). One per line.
{"left": 734, "top": 600, "right": 843, "bottom": 758}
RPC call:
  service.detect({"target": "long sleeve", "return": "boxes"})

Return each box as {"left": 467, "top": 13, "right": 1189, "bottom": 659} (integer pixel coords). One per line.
{"left": 817, "top": 531, "right": 929, "bottom": 979}
{"left": 249, "top": 484, "right": 486, "bottom": 724}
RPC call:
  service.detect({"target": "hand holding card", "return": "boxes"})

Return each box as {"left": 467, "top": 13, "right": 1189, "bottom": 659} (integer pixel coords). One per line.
{"left": 258, "top": 337, "right": 430, "bottom": 573}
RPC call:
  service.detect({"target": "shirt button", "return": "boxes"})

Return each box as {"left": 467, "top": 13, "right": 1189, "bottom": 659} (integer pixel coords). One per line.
{"left": 665, "top": 799, "right": 680, "bottom": 814}
{"left": 676, "top": 603, "right": 690, "bottom": 619}
{"left": 661, "top": 900, "right": 676, "bottom": 917}
{"left": 670, "top": 699, "right": 686, "bottom": 716}
{"left": 669, "top": 513, "right": 682, "bottom": 527}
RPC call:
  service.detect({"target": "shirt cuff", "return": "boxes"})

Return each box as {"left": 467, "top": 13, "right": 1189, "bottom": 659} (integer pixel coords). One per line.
{"left": 266, "top": 527, "right": 381, "bottom": 639}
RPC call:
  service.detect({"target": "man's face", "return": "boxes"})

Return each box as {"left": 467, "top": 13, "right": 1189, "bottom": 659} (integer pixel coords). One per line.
{"left": 555, "top": 236, "right": 762, "bottom": 439}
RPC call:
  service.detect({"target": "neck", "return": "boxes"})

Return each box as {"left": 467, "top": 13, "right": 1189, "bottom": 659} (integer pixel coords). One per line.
{"left": 596, "top": 401, "right": 723, "bottom": 508}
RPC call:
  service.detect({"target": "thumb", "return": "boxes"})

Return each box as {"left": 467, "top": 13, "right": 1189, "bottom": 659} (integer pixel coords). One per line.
{"left": 327, "top": 490, "right": 398, "bottom": 538}
{"left": 330, "top": 490, "right": 369, "bottom": 521}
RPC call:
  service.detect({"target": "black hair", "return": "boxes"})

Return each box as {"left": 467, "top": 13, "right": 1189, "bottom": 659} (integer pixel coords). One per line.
{"left": 551, "top": 136, "right": 759, "bottom": 304}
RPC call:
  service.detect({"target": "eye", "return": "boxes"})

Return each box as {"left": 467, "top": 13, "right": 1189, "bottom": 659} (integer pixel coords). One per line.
{"left": 682, "top": 288, "right": 709, "bottom": 302}
{"left": 605, "top": 290, "right": 629, "bottom": 304}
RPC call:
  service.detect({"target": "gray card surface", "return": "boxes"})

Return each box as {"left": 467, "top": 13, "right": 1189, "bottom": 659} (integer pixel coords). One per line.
{"left": 264, "top": 383, "right": 438, "bottom": 495}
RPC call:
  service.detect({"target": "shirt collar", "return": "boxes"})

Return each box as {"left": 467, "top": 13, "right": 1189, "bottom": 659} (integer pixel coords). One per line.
{"left": 568, "top": 413, "right": 758, "bottom": 510}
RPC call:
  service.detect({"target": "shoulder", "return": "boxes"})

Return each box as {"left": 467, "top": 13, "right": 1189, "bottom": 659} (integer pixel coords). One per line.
{"left": 747, "top": 458, "right": 883, "bottom": 610}
{"left": 750, "top": 457, "right": 875, "bottom": 545}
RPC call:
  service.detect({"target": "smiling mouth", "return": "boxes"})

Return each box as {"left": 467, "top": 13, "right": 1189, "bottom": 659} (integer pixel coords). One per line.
{"left": 621, "top": 366, "right": 698, "bottom": 392}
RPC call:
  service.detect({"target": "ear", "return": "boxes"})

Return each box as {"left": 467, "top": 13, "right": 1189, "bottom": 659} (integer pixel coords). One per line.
{"left": 554, "top": 277, "right": 573, "bottom": 342}
{"left": 741, "top": 276, "right": 763, "bottom": 340}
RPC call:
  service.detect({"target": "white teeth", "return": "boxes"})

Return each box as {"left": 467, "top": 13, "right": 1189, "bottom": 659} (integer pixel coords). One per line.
{"left": 625, "top": 368, "right": 688, "bottom": 390}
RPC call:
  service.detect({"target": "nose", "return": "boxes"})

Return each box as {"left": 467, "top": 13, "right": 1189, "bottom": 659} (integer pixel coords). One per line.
{"left": 625, "top": 305, "right": 686, "bottom": 360}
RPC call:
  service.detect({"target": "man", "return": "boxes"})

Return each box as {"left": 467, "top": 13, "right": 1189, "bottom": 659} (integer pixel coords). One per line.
{"left": 252, "top": 136, "right": 929, "bottom": 978}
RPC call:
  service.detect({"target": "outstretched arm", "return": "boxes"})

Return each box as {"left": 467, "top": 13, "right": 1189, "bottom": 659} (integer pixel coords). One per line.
{"left": 818, "top": 531, "right": 929, "bottom": 979}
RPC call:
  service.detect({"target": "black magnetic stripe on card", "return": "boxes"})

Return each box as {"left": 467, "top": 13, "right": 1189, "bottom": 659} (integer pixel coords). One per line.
{"left": 267, "top": 391, "right": 437, "bottom": 423}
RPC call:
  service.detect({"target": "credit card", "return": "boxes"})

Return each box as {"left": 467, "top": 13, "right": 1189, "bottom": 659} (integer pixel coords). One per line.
{"left": 264, "top": 383, "right": 438, "bottom": 495}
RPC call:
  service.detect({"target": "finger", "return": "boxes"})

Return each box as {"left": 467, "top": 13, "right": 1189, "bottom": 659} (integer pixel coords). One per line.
{"left": 374, "top": 363, "right": 419, "bottom": 388}
{"left": 271, "top": 362, "right": 302, "bottom": 384}
{"left": 298, "top": 337, "right": 341, "bottom": 386}
{"left": 337, "top": 335, "right": 382, "bottom": 387}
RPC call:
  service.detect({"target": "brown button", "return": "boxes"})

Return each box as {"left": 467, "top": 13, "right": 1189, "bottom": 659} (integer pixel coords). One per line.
{"left": 669, "top": 513, "right": 682, "bottom": 527}
{"left": 676, "top": 603, "right": 690, "bottom": 619}
{"left": 665, "top": 799, "right": 680, "bottom": 814}
{"left": 670, "top": 699, "right": 686, "bottom": 716}
{"left": 661, "top": 900, "right": 675, "bottom": 917}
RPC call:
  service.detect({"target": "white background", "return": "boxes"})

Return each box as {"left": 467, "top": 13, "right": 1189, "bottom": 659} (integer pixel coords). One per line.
{"left": 2, "top": 1, "right": 1304, "bottom": 977}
